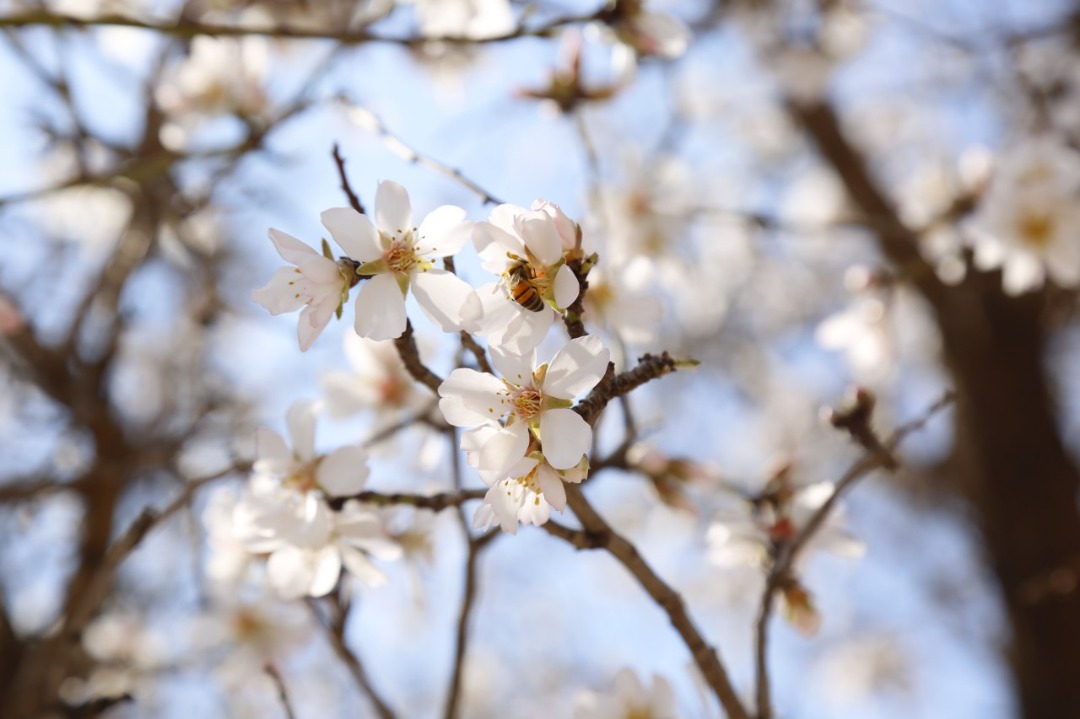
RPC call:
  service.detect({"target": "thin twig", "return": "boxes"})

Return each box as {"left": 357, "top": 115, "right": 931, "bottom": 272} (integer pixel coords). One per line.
{"left": 545, "top": 484, "right": 751, "bottom": 719}
{"left": 442, "top": 426, "right": 498, "bottom": 719}
{"left": 573, "top": 352, "right": 683, "bottom": 426}
{"left": 332, "top": 143, "right": 366, "bottom": 215}
{"left": 341, "top": 100, "right": 506, "bottom": 206}
{"left": 393, "top": 320, "right": 444, "bottom": 394}
{"left": 753, "top": 390, "right": 956, "bottom": 719}
{"left": 264, "top": 665, "right": 297, "bottom": 719}
{"left": 328, "top": 488, "right": 486, "bottom": 512}
{"left": 307, "top": 596, "right": 397, "bottom": 719}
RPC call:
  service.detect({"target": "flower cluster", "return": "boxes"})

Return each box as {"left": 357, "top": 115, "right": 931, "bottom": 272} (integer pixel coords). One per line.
{"left": 254, "top": 182, "right": 612, "bottom": 532}
{"left": 220, "top": 400, "right": 401, "bottom": 598}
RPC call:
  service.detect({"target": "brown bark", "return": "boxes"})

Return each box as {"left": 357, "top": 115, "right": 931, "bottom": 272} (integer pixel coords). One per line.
{"left": 790, "top": 98, "right": 1080, "bottom": 718}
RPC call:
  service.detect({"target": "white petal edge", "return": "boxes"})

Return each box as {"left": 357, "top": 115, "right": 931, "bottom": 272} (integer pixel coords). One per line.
{"left": 539, "top": 408, "right": 591, "bottom": 470}
{"left": 321, "top": 207, "right": 383, "bottom": 261}
{"left": 353, "top": 273, "right": 408, "bottom": 341}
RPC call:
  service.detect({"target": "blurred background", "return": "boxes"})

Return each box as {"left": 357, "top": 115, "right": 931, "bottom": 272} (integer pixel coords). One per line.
{"left": 1, "top": 0, "right": 1079, "bottom": 717}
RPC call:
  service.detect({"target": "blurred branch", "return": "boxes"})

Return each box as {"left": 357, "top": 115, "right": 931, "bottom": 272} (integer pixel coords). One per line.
{"left": 307, "top": 593, "right": 396, "bottom": 719}
{"left": 264, "top": 665, "right": 297, "bottom": 719}
{"left": 339, "top": 100, "right": 506, "bottom": 206}
{"left": 443, "top": 428, "right": 499, "bottom": 719}
{"left": 0, "top": 9, "right": 602, "bottom": 46}
{"left": 332, "top": 144, "right": 366, "bottom": 215}
{"left": 442, "top": 528, "right": 497, "bottom": 719}
{"left": 328, "top": 488, "right": 486, "bottom": 512}
{"left": 546, "top": 484, "right": 751, "bottom": 719}
{"left": 754, "top": 390, "right": 955, "bottom": 719}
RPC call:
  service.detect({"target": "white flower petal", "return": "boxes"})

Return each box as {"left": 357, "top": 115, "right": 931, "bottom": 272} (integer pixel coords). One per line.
{"left": 553, "top": 264, "right": 579, "bottom": 309}
{"left": 544, "top": 336, "right": 611, "bottom": 399}
{"left": 375, "top": 180, "right": 412, "bottom": 235}
{"left": 461, "top": 426, "right": 499, "bottom": 469}
{"left": 492, "top": 303, "right": 554, "bottom": 354}
{"left": 252, "top": 268, "right": 306, "bottom": 315}
{"left": 340, "top": 544, "right": 388, "bottom": 587}
{"left": 477, "top": 423, "right": 531, "bottom": 483}
{"left": 517, "top": 212, "right": 562, "bottom": 266}
{"left": 308, "top": 545, "right": 343, "bottom": 597}
{"left": 535, "top": 463, "right": 566, "bottom": 512}
{"left": 485, "top": 480, "right": 524, "bottom": 534}
{"left": 321, "top": 207, "right": 383, "bottom": 261}
{"left": 354, "top": 273, "right": 408, "bottom": 340}
{"left": 268, "top": 228, "right": 318, "bottom": 265}
{"left": 472, "top": 501, "right": 499, "bottom": 532}
{"left": 438, "top": 368, "right": 507, "bottom": 427}
{"left": 266, "top": 546, "right": 315, "bottom": 599}
{"left": 412, "top": 269, "right": 473, "bottom": 332}
{"left": 297, "top": 306, "right": 328, "bottom": 352}
{"left": 490, "top": 346, "right": 536, "bottom": 385}
{"left": 316, "top": 445, "right": 369, "bottom": 496}
{"left": 539, "top": 408, "right": 591, "bottom": 470}
{"left": 416, "top": 205, "right": 471, "bottom": 257}
{"left": 286, "top": 400, "right": 318, "bottom": 461}
{"left": 254, "top": 427, "right": 290, "bottom": 468}
{"left": 516, "top": 490, "right": 550, "bottom": 527}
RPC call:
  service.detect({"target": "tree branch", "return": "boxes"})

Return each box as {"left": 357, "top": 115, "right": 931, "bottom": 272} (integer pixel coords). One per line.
{"left": 546, "top": 485, "right": 751, "bottom": 719}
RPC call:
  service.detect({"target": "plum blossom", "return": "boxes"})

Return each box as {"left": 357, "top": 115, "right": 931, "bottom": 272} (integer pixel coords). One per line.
{"left": 465, "top": 426, "right": 589, "bottom": 533}
{"left": 321, "top": 181, "right": 475, "bottom": 341}
{"left": 320, "top": 333, "right": 431, "bottom": 425}
{"left": 247, "top": 497, "right": 402, "bottom": 598}
{"left": 582, "top": 257, "right": 662, "bottom": 346}
{"left": 236, "top": 400, "right": 401, "bottom": 597}
{"left": 967, "top": 136, "right": 1080, "bottom": 295}
{"left": 252, "top": 228, "right": 355, "bottom": 351}
{"left": 470, "top": 200, "right": 583, "bottom": 353}
{"left": 156, "top": 36, "right": 268, "bottom": 118}
{"left": 438, "top": 335, "right": 610, "bottom": 486}
{"left": 573, "top": 667, "right": 677, "bottom": 719}
{"left": 412, "top": 0, "right": 515, "bottom": 40}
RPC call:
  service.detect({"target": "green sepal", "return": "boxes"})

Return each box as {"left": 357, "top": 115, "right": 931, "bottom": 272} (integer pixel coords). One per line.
{"left": 321, "top": 238, "right": 334, "bottom": 260}
{"left": 356, "top": 259, "right": 389, "bottom": 276}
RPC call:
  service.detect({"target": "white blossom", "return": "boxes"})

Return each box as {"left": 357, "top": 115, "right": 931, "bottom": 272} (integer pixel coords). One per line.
{"left": 319, "top": 333, "right": 430, "bottom": 425}
{"left": 236, "top": 401, "right": 401, "bottom": 598}
{"left": 438, "top": 335, "right": 609, "bottom": 488}
{"left": 967, "top": 136, "right": 1080, "bottom": 295}
{"left": 470, "top": 200, "right": 582, "bottom": 353}
{"left": 322, "top": 181, "right": 475, "bottom": 341}
{"left": 412, "top": 0, "right": 515, "bottom": 40}
{"left": 573, "top": 667, "right": 677, "bottom": 719}
{"left": 252, "top": 228, "right": 354, "bottom": 352}
{"left": 467, "top": 436, "right": 589, "bottom": 534}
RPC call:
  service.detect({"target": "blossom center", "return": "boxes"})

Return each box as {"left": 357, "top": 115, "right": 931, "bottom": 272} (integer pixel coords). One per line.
{"left": 285, "top": 458, "right": 319, "bottom": 494}
{"left": 1018, "top": 211, "right": 1054, "bottom": 248}
{"left": 504, "top": 466, "right": 545, "bottom": 505}
{"left": 511, "top": 386, "right": 544, "bottom": 420}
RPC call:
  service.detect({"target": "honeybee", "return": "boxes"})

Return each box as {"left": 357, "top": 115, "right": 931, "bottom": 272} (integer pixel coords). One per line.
{"left": 505, "top": 260, "right": 546, "bottom": 313}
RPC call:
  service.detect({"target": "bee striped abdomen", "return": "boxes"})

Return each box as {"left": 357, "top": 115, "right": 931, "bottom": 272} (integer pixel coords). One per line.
{"left": 510, "top": 279, "right": 546, "bottom": 312}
